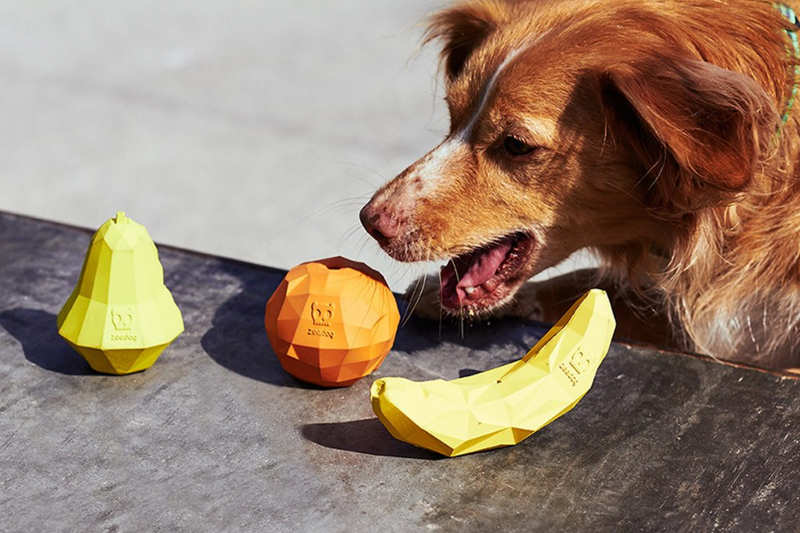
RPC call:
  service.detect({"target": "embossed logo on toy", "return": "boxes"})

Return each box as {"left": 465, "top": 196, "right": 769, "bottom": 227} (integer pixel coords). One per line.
{"left": 569, "top": 349, "right": 593, "bottom": 374}
{"left": 559, "top": 348, "right": 592, "bottom": 387}
{"left": 311, "top": 301, "right": 335, "bottom": 326}
{"left": 308, "top": 301, "right": 336, "bottom": 339}
{"left": 110, "top": 307, "right": 138, "bottom": 341}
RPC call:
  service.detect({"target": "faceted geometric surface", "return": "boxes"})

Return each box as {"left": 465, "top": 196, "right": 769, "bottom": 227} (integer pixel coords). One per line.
{"left": 56, "top": 212, "right": 184, "bottom": 374}
{"left": 265, "top": 257, "right": 400, "bottom": 388}
{"left": 371, "top": 289, "right": 616, "bottom": 457}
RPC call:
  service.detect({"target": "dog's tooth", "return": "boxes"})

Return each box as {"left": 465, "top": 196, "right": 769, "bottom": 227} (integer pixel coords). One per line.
{"left": 483, "top": 279, "right": 498, "bottom": 292}
{"left": 465, "top": 286, "right": 475, "bottom": 295}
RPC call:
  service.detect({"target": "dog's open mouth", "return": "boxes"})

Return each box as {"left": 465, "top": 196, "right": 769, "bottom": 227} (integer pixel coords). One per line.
{"left": 440, "top": 232, "right": 536, "bottom": 312}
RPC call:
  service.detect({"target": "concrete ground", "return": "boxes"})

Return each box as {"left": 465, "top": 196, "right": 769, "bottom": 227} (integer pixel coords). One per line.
{"left": 0, "top": 0, "right": 593, "bottom": 292}
{"left": 3, "top": 213, "right": 798, "bottom": 533}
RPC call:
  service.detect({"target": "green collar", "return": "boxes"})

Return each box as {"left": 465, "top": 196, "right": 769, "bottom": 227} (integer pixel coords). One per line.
{"left": 774, "top": 3, "right": 800, "bottom": 133}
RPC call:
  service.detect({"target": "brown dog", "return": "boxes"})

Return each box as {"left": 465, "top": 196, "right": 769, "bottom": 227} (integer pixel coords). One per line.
{"left": 360, "top": 0, "right": 800, "bottom": 370}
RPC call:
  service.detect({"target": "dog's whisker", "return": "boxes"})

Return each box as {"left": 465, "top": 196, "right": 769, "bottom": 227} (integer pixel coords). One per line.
{"left": 436, "top": 261, "right": 445, "bottom": 340}
{"left": 333, "top": 161, "right": 389, "bottom": 187}
{"left": 337, "top": 223, "right": 366, "bottom": 251}
{"left": 446, "top": 257, "right": 468, "bottom": 339}
{"left": 303, "top": 196, "right": 372, "bottom": 224}
{"left": 402, "top": 271, "right": 427, "bottom": 327}
{"left": 354, "top": 232, "right": 377, "bottom": 261}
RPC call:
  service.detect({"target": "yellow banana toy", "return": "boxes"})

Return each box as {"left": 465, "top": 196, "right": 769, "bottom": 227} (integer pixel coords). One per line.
{"left": 370, "top": 289, "right": 616, "bottom": 457}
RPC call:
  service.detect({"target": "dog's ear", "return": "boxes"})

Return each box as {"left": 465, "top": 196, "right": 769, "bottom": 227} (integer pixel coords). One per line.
{"left": 424, "top": 0, "right": 508, "bottom": 82}
{"left": 600, "top": 57, "right": 778, "bottom": 209}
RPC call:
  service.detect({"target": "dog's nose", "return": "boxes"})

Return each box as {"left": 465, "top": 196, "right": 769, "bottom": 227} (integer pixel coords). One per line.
{"left": 360, "top": 203, "right": 401, "bottom": 244}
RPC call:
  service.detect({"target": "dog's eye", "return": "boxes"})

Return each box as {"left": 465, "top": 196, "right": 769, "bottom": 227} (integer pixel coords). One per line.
{"left": 503, "top": 136, "right": 536, "bottom": 157}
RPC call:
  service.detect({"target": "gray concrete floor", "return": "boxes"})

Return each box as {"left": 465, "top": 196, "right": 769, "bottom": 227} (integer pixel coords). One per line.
{"left": 3, "top": 213, "right": 798, "bottom": 533}
{"left": 0, "top": 0, "right": 593, "bottom": 291}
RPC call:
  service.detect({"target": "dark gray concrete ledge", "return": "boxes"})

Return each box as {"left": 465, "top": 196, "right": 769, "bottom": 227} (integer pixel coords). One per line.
{"left": 1, "top": 211, "right": 798, "bottom": 533}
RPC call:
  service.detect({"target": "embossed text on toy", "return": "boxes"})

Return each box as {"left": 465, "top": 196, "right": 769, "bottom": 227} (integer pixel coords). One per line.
{"left": 308, "top": 301, "right": 335, "bottom": 338}
{"left": 558, "top": 349, "right": 592, "bottom": 387}
{"left": 110, "top": 307, "right": 138, "bottom": 341}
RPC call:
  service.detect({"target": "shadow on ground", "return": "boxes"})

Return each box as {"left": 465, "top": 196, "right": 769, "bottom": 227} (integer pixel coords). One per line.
{"left": 200, "top": 257, "right": 544, "bottom": 391}
{"left": 0, "top": 308, "right": 93, "bottom": 375}
{"left": 392, "top": 309, "right": 547, "bottom": 361}
{"left": 301, "top": 418, "right": 440, "bottom": 460}
{"left": 200, "top": 260, "right": 313, "bottom": 388}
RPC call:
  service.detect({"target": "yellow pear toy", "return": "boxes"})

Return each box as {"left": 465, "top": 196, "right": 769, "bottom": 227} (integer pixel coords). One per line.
{"left": 57, "top": 212, "right": 184, "bottom": 374}
{"left": 371, "top": 289, "right": 616, "bottom": 457}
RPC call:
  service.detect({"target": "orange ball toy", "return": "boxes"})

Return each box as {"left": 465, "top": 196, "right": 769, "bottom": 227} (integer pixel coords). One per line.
{"left": 265, "top": 257, "right": 400, "bottom": 387}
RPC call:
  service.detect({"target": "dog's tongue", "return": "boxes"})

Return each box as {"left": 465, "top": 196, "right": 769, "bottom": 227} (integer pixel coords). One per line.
{"left": 440, "top": 238, "right": 513, "bottom": 306}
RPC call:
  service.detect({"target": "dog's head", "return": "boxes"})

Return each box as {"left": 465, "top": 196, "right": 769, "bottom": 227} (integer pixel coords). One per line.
{"left": 361, "top": 0, "right": 779, "bottom": 315}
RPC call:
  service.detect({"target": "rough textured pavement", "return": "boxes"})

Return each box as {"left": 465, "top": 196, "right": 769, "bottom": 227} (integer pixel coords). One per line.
{"left": 1, "top": 213, "right": 799, "bottom": 532}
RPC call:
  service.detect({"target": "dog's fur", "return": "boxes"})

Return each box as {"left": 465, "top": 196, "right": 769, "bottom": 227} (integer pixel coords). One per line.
{"left": 361, "top": 0, "right": 800, "bottom": 370}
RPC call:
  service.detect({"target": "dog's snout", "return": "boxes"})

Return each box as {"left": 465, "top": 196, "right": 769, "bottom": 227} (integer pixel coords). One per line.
{"left": 360, "top": 202, "right": 403, "bottom": 244}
